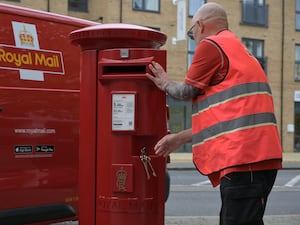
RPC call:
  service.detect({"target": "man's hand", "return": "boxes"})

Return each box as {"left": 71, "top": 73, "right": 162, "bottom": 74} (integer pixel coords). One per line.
{"left": 146, "top": 61, "right": 201, "bottom": 100}
{"left": 154, "top": 129, "right": 192, "bottom": 157}
{"left": 145, "top": 61, "right": 169, "bottom": 91}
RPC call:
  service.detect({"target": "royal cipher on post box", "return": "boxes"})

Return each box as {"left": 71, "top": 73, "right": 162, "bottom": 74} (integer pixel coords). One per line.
{"left": 70, "top": 24, "right": 168, "bottom": 225}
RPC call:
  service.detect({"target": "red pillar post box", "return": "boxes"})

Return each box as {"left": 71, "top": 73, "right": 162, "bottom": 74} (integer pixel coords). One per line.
{"left": 70, "top": 24, "right": 168, "bottom": 225}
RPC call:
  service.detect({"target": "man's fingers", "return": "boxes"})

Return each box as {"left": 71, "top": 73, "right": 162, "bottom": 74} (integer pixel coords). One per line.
{"left": 146, "top": 61, "right": 169, "bottom": 91}
{"left": 149, "top": 64, "right": 159, "bottom": 77}
{"left": 154, "top": 137, "right": 170, "bottom": 157}
{"left": 145, "top": 73, "right": 155, "bottom": 81}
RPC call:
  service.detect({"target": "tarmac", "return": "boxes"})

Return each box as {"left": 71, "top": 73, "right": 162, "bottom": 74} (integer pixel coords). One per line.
{"left": 53, "top": 152, "right": 300, "bottom": 225}
{"left": 165, "top": 152, "right": 300, "bottom": 225}
{"left": 54, "top": 215, "right": 300, "bottom": 225}
{"left": 165, "top": 215, "right": 300, "bottom": 225}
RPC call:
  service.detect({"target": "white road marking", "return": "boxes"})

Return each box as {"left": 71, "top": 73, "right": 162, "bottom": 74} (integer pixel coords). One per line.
{"left": 284, "top": 175, "right": 300, "bottom": 187}
{"left": 191, "top": 180, "right": 211, "bottom": 186}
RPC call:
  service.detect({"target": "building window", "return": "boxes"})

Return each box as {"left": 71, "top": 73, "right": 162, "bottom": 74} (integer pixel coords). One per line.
{"left": 241, "top": 0, "right": 268, "bottom": 27}
{"left": 68, "top": 0, "right": 88, "bottom": 12}
{"left": 296, "top": 0, "right": 300, "bottom": 30}
{"left": 133, "top": 0, "right": 160, "bottom": 13}
{"left": 295, "top": 102, "right": 300, "bottom": 152}
{"left": 187, "top": 39, "right": 197, "bottom": 68}
{"left": 167, "top": 97, "right": 192, "bottom": 152}
{"left": 188, "top": 0, "right": 205, "bottom": 17}
{"left": 295, "top": 45, "right": 300, "bottom": 81}
{"left": 242, "top": 38, "right": 267, "bottom": 71}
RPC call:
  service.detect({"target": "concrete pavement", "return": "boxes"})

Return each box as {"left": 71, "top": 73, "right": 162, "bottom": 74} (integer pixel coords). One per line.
{"left": 167, "top": 152, "right": 300, "bottom": 169}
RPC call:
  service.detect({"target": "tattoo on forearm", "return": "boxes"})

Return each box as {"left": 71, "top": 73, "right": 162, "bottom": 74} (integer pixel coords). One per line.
{"left": 165, "top": 82, "right": 200, "bottom": 100}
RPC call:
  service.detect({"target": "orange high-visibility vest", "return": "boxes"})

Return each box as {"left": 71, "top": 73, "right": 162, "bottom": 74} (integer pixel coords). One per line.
{"left": 192, "top": 30, "right": 282, "bottom": 175}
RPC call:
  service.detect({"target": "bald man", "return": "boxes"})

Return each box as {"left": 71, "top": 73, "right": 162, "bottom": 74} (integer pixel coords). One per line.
{"left": 146, "top": 2, "right": 282, "bottom": 225}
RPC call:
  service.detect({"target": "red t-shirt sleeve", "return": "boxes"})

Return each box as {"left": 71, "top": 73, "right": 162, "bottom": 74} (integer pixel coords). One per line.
{"left": 185, "top": 39, "right": 228, "bottom": 90}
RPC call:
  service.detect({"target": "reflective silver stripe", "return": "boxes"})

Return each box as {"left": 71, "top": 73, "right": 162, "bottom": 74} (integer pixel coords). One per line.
{"left": 192, "top": 112, "right": 277, "bottom": 147}
{"left": 192, "top": 82, "right": 272, "bottom": 115}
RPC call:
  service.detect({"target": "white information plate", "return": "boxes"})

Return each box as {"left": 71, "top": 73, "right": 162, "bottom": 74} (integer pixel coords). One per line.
{"left": 112, "top": 94, "right": 135, "bottom": 131}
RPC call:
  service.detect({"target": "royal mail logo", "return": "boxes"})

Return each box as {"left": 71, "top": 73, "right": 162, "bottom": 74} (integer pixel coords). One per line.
{"left": 0, "top": 45, "right": 63, "bottom": 73}
{"left": 0, "top": 21, "right": 65, "bottom": 81}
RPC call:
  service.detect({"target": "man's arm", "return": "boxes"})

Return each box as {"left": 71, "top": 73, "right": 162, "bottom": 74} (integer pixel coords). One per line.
{"left": 165, "top": 81, "right": 201, "bottom": 100}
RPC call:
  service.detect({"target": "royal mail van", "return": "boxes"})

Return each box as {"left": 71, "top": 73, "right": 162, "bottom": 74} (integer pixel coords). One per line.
{"left": 0, "top": 4, "right": 98, "bottom": 225}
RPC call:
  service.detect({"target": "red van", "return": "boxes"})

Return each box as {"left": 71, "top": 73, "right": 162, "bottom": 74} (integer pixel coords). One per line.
{"left": 0, "top": 4, "right": 97, "bottom": 225}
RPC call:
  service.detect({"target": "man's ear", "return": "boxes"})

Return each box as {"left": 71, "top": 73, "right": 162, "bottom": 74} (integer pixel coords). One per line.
{"left": 198, "top": 20, "right": 204, "bottom": 33}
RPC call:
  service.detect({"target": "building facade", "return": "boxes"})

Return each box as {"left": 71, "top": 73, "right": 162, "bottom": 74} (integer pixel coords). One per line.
{"left": 1, "top": 0, "right": 300, "bottom": 153}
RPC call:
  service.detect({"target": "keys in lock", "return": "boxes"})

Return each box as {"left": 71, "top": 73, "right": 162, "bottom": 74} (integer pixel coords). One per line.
{"left": 140, "top": 147, "right": 157, "bottom": 180}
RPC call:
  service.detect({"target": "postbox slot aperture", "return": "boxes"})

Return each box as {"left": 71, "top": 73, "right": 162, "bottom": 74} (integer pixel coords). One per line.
{"left": 102, "top": 65, "right": 146, "bottom": 75}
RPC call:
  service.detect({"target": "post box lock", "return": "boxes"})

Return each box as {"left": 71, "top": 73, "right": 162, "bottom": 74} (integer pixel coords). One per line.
{"left": 140, "top": 147, "right": 157, "bottom": 180}
{"left": 120, "top": 49, "right": 129, "bottom": 58}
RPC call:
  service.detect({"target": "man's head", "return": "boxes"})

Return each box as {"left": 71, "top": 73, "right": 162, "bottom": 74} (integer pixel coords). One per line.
{"left": 187, "top": 2, "right": 228, "bottom": 43}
